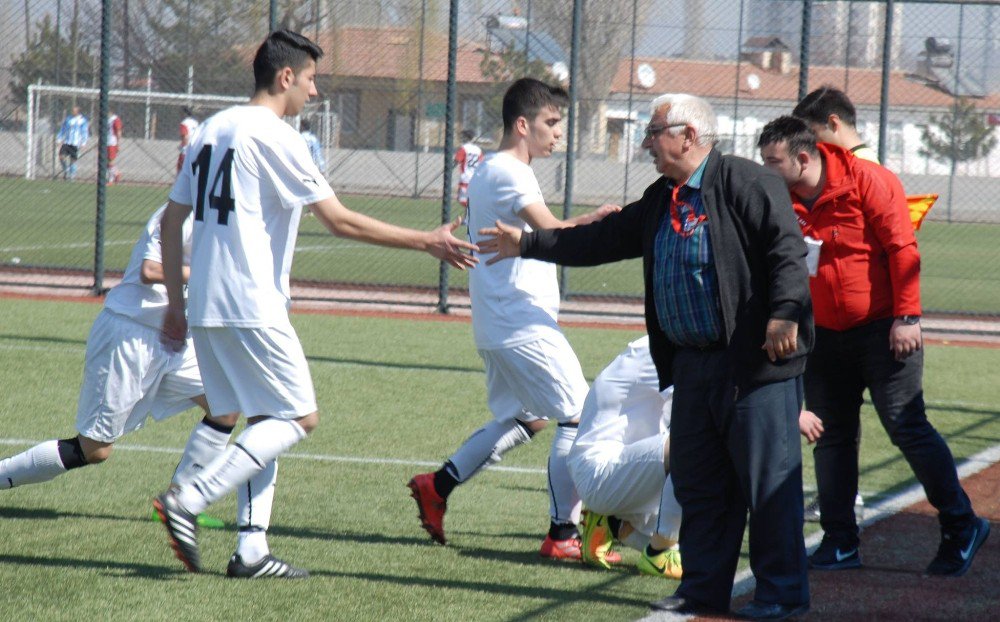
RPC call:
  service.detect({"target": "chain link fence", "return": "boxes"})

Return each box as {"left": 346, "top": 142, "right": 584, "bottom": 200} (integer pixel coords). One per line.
{"left": 1, "top": 0, "right": 997, "bottom": 316}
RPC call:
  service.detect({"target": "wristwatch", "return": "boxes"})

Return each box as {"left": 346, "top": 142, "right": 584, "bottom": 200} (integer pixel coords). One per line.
{"left": 897, "top": 315, "right": 921, "bottom": 325}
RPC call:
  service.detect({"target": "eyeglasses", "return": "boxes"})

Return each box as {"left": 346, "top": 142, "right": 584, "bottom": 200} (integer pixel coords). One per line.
{"left": 643, "top": 123, "right": 687, "bottom": 141}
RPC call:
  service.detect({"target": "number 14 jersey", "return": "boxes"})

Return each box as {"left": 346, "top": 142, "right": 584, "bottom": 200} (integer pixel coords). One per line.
{"left": 169, "top": 105, "right": 335, "bottom": 328}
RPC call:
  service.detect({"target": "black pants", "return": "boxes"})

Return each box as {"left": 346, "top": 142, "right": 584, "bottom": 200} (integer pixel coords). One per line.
{"left": 670, "top": 349, "right": 808, "bottom": 611}
{"left": 806, "top": 318, "right": 974, "bottom": 544}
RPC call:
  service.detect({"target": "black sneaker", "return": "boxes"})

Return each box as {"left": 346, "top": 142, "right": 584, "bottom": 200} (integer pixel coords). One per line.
{"left": 808, "top": 535, "right": 861, "bottom": 570}
{"left": 804, "top": 498, "right": 821, "bottom": 523}
{"left": 226, "top": 554, "right": 310, "bottom": 579}
{"left": 153, "top": 490, "right": 201, "bottom": 572}
{"left": 926, "top": 517, "right": 990, "bottom": 577}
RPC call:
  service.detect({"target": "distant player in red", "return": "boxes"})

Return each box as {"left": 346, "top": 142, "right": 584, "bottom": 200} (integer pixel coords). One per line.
{"left": 454, "top": 130, "right": 483, "bottom": 213}
{"left": 176, "top": 106, "right": 199, "bottom": 175}
{"left": 107, "top": 111, "right": 123, "bottom": 185}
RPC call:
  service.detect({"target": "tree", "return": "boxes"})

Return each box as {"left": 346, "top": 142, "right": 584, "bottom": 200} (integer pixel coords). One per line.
{"left": 8, "top": 15, "right": 95, "bottom": 106}
{"left": 478, "top": 46, "right": 559, "bottom": 134}
{"left": 531, "top": 0, "right": 651, "bottom": 156}
{"left": 919, "top": 98, "right": 998, "bottom": 166}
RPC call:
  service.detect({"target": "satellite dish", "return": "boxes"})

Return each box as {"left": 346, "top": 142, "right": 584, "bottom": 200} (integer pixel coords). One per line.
{"left": 636, "top": 63, "right": 656, "bottom": 89}
{"left": 746, "top": 73, "right": 761, "bottom": 91}
{"left": 551, "top": 61, "right": 569, "bottom": 82}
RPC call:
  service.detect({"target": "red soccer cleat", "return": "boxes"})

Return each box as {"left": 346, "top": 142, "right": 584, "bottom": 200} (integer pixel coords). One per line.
{"left": 408, "top": 472, "right": 447, "bottom": 545}
{"left": 539, "top": 534, "right": 622, "bottom": 563}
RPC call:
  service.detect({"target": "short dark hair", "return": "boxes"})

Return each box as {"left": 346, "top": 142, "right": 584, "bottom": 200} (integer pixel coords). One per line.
{"left": 460, "top": 129, "right": 475, "bottom": 142}
{"left": 793, "top": 86, "right": 857, "bottom": 127}
{"left": 253, "top": 29, "right": 323, "bottom": 92}
{"left": 757, "top": 116, "right": 819, "bottom": 156}
{"left": 181, "top": 106, "right": 195, "bottom": 118}
{"left": 501, "top": 78, "right": 569, "bottom": 134}
{"left": 300, "top": 119, "right": 311, "bottom": 132}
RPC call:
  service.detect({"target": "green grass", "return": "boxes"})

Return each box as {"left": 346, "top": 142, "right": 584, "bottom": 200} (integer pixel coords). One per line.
{"left": 1, "top": 177, "right": 997, "bottom": 313}
{"left": 0, "top": 296, "right": 998, "bottom": 620}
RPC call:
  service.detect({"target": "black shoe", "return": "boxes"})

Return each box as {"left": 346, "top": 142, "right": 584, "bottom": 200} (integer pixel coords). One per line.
{"left": 808, "top": 535, "right": 861, "bottom": 570}
{"left": 926, "top": 517, "right": 990, "bottom": 577}
{"left": 649, "top": 594, "right": 724, "bottom": 615}
{"left": 226, "top": 553, "right": 310, "bottom": 579}
{"left": 735, "top": 600, "right": 810, "bottom": 620}
{"left": 153, "top": 490, "right": 201, "bottom": 572}
{"left": 803, "top": 498, "right": 822, "bottom": 523}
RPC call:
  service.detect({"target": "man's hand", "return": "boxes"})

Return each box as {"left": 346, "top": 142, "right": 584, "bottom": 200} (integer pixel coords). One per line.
{"left": 799, "top": 410, "right": 824, "bottom": 444}
{"left": 761, "top": 318, "right": 798, "bottom": 362}
{"left": 425, "top": 218, "right": 479, "bottom": 270}
{"left": 575, "top": 203, "right": 622, "bottom": 226}
{"left": 160, "top": 304, "right": 188, "bottom": 353}
{"left": 476, "top": 220, "right": 524, "bottom": 266}
{"left": 889, "top": 319, "right": 921, "bottom": 361}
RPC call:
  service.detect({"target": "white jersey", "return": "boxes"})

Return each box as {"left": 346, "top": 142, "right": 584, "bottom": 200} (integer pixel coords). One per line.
{"left": 573, "top": 336, "right": 671, "bottom": 451}
{"left": 104, "top": 204, "right": 193, "bottom": 329}
{"left": 467, "top": 152, "right": 561, "bottom": 349}
{"left": 456, "top": 142, "right": 483, "bottom": 185}
{"left": 168, "top": 105, "right": 335, "bottom": 327}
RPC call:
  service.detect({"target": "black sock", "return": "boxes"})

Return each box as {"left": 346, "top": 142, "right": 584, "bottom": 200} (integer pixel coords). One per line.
{"left": 549, "top": 521, "right": 578, "bottom": 541}
{"left": 433, "top": 462, "right": 459, "bottom": 500}
{"left": 57, "top": 438, "right": 88, "bottom": 470}
{"left": 607, "top": 515, "right": 622, "bottom": 540}
{"left": 645, "top": 543, "right": 666, "bottom": 557}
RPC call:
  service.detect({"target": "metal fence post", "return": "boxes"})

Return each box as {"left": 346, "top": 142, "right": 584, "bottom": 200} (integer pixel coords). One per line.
{"left": 438, "top": 0, "right": 460, "bottom": 314}
{"left": 269, "top": 0, "right": 278, "bottom": 32}
{"left": 877, "top": 0, "right": 895, "bottom": 165}
{"left": 799, "top": 0, "right": 813, "bottom": 101}
{"left": 560, "top": 0, "right": 583, "bottom": 299}
{"left": 93, "top": 0, "right": 112, "bottom": 295}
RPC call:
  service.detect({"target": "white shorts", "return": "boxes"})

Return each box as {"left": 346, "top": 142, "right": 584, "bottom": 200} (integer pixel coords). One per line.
{"left": 479, "top": 334, "right": 588, "bottom": 425}
{"left": 569, "top": 434, "right": 669, "bottom": 534}
{"left": 76, "top": 310, "right": 203, "bottom": 443}
{"left": 192, "top": 324, "right": 316, "bottom": 419}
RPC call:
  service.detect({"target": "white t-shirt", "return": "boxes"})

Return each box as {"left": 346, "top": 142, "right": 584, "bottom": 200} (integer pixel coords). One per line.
{"left": 168, "top": 105, "right": 335, "bottom": 327}
{"left": 456, "top": 142, "right": 483, "bottom": 185}
{"left": 572, "top": 336, "right": 672, "bottom": 451}
{"left": 467, "top": 151, "right": 561, "bottom": 349}
{"left": 104, "top": 204, "right": 193, "bottom": 329}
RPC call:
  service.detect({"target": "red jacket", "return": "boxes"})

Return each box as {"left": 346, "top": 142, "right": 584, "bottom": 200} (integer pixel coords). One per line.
{"left": 792, "top": 143, "right": 921, "bottom": 331}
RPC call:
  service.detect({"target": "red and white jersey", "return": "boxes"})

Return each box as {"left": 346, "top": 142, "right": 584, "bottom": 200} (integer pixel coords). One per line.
{"left": 107, "top": 114, "right": 122, "bottom": 146}
{"left": 179, "top": 116, "right": 199, "bottom": 142}
{"left": 169, "top": 105, "right": 335, "bottom": 328}
{"left": 467, "top": 152, "right": 560, "bottom": 350}
{"left": 104, "top": 204, "right": 194, "bottom": 329}
{"left": 455, "top": 142, "right": 483, "bottom": 185}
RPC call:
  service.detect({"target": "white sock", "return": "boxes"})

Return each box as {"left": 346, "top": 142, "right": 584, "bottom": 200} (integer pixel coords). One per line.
{"left": 655, "top": 474, "right": 682, "bottom": 543}
{"left": 0, "top": 440, "right": 67, "bottom": 489}
{"left": 172, "top": 420, "right": 233, "bottom": 487}
{"left": 445, "top": 419, "right": 533, "bottom": 482}
{"left": 236, "top": 530, "right": 270, "bottom": 565}
{"left": 177, "top": 418, "right": 305, "bottom": 515}
{"left": 235, "top": 459, "right": 277, "bottom": 565}
{"left": 548, "top": 424, "right": 581, "bottom": 525}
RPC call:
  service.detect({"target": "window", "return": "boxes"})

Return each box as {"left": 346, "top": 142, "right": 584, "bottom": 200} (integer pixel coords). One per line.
{"left": 460, "top": 98, "right": 485, "bottom": 138}
{"left": 336, "top": 92, "right": 360, "bottom": 136}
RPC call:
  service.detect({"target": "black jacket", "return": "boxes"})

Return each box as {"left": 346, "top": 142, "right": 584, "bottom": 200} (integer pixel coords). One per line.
{"left": 522, "top": 149, "right": 814, "bottom": 393}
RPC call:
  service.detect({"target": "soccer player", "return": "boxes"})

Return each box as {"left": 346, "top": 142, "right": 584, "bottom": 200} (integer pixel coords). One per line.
{"left": 153, "top": 29, "right": 477, "bottom": 578}
{"left": 454, "top": 129, "right": 483, "bottom": 212}
{"left": 570, "top": 335, "right": 683, "bottom": 578}
{"left": 300, "top": 119, "right": 325, "bottom": 171}
{"left": 176, "top": 107, "right": 199, "bottom": 174}
{"left": 107, "top": 110, "right": 123, "bottom": 185}
{"left": 0, "top": 204, "right": 235, "bottom": 528}
{"left": 57, "top": 106, "right": 89, "bottom": 180}
{"left": 407, "top": 78, "right": 619, "bottom": 560}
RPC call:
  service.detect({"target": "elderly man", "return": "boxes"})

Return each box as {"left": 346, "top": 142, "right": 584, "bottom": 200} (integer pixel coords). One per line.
{"left": 479, "top": 94, "right": 813, "bottom": 620}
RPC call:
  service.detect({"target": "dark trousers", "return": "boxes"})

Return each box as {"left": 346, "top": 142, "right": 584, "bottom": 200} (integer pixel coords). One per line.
{"left": 806, "top": 318, "right": 974, "bottom": 544}
{"left": 670, "top": 349, "right": 809, "bottom": 611}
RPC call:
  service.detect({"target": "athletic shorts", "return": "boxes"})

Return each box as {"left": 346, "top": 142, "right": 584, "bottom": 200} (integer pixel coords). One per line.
{"left": 107, "top": 145, "right": 119, "bottom": 161}
{"left": 59, "top": 144, "right": 79, "bottom": 160}
{"left": 76, "top": 310, "right": 203, "bottom": 443}
{"left": 192, "top": 324, "right": 316, "bottom": 419}
{"left": 457, "top": 183, "right": 470, "bottom": 207}
{"left": 479, "top": 334, "right": 588, "bottom": 425}
{"left": 570, "top": 433, "right": 667, "bottom": 520}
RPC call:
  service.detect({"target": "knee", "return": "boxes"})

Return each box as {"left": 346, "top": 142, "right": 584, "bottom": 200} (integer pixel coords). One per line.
{"left": 207, "top": 412, "right": 240, "bottom": 428}
{"left": 522, "top": 419, "right": 548, "bottom": 434}
{"left": 77, "top": 437, "right": 113, "bottom": 464}
{"left": 295, "top": 411, "right": 320, "bottom": 435}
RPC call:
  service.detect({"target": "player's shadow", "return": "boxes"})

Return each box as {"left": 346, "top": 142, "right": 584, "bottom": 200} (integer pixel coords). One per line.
{"left": 0, "top": 553, "right": 184, "bottom": 580}
{"left": 264, "top": 523, "right": 435, "bottom": 547}
{"left": 308, "top": 568, "right": 639, "bottom": 607}
{"left": 0, "top": 506, "right": 149, "bottom": 524}
{"left": 0, "top": 333, "right": 87, "bottom": 347}
{"left": 306, "top": 353, "right": 482, "bottom": 375}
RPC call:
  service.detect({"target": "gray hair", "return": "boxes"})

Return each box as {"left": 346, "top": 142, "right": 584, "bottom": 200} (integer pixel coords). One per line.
{"left": 649, "top": 94, "right": 718, "bottom": 147}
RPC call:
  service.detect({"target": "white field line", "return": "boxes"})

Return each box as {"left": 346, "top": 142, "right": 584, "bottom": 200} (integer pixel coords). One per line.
{"left": 0, "top": 438, "right": 547, "bottom": 475}
{"left": 640, "top": 441, "right": 1000, "bottom": 622}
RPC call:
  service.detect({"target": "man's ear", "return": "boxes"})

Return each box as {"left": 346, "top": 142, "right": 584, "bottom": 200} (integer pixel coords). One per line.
{"left": 276, "top": 66, "right": 295, "bottom": 91}
{"left": 826, "top": 114, "right": 842, "bottom": 134}
{"left": 514, "top": 116, "right": 528, "bottom": 137}
{"left": 796, "top": 150, "right": 812, "bottom": 168}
